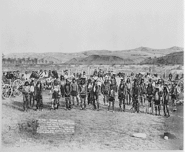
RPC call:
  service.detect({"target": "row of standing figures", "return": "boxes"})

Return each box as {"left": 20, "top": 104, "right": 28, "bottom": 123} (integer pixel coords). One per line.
{"left": 21, "top": 78, "right": 178, "bottom": 118}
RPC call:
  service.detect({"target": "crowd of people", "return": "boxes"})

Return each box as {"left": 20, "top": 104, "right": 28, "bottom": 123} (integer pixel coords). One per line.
{"left": 2, "top": 69, "right": 183, "bottom": 117}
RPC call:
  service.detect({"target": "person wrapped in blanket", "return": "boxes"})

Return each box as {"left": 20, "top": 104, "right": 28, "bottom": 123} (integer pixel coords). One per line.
{"left": 108, "top": 84, "right": 116, "bottom": 112}
{"left": 35, "top": 81, "right": 43, "bottom": 111}
{"left": 92, "top": 79, "right": 101, "bottom": 111}
{"left": 70, "top": 78, "right": 79, "bottom": 106}
{"left": 146, "top": 79, "right": 154, "bottom": 114}
{"left": 51, "top": 79, "right": 60, "bottom": 110}
{"left": 64, "top": 79, "right": 71, "bottom": 110}
{"left": 22, "top": 81, "right": 30, "bottom": 112}
{"left": 118, "top": 78, "right": 126, "bottom": 112}
{"left": 154, "top": 87, "right": 161, "bottom": 116}
{"left": 163, "top": 84, "right": 170, "bottom": 117}
{"left": 60, "top": 75, "right": 66, "bottom": 98}
{"left": 126, "top": 78, "right": 132, "bottom": 105}
{"left": 171, "top": 81, "right": 178, "bottom": 111}
{"left": 79, "top": 78, "right": 87, "bottom": 110}
{"left": 87, "top": 78, "right": 93, "bottom": 105}
{"left": 101, "top": 76, "right": 110, "bottom": 106}
{"left": 132, "top": 79, "right": 139, "bottom": 113}
{"left": 29, "top": 79, "right": 35, "bottom": 108}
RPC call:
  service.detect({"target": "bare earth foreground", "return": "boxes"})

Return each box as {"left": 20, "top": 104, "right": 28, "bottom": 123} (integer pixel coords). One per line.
{"left": 2, "top": 91, "right": 183, "bottom": 152}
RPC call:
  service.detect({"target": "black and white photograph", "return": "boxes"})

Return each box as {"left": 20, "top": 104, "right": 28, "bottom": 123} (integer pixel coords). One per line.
{"left": 1, "top": 0, "right": 184, "bottom": 151}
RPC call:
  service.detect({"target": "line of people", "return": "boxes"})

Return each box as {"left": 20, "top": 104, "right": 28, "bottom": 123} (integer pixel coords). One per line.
{"left": 20, "top": 70, "right": 182, "bottom": 117}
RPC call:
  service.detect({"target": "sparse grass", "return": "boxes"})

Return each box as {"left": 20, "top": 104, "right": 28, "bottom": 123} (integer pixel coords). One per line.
{"left": 1, "top": 81, "right": 184, "bottom": 151}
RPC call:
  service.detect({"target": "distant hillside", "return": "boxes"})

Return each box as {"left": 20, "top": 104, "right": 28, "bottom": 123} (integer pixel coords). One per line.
{"left": 4, "top": 46, "right": 183, "bottom": 65}
{"left": 65, "top": 55, "right": 134, "bottom": 65}
{"left": 140, "top": 51, "right": 184, "bottom": 65}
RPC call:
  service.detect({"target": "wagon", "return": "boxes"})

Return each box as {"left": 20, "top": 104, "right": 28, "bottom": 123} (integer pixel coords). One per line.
{"left": 2, "top": 78, "right": 24, "bottom": 98}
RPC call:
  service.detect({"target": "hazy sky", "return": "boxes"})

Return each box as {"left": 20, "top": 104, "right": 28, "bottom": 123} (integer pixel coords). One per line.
{"left": 1, "top": 0, "right": 184, "bottom": 54}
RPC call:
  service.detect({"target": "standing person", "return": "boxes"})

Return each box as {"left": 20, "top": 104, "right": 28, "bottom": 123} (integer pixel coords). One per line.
{"left": 24, "top": 71, "right": 30, "bottom": 81}
{"left": 139, "top": 79, "right": 146, "bottom": 107}
{"left": 64, "top": 79, "right": 71, "bottom": 110}
{"left": 87, "top": 79, "right": 93, "bottom": 105}
{"left": 118, "top": 79, "right": 126, "bottom": 112}
{"left": 22, "top": 81, "right": 30, "bottom": 112}
{"left": 92, "top": 80, "right": 101, "bottom": 110}
{"left": 48, "top": 70, "right": 53, "bottom": 78}
{"left": 101, "top": 77, "right": 110, "bottom": 105}
{"left": 108, "top": 84, "right": 116, "bottom": 112}
{"left": 171, "top": 82, "right": 178, "bottom": 111}
{"left": 154, "top": 88, "right": 161, "bottom": 116}
{"left": 64, "top": 70, "right": 69, "bottom": 80}
{"left": 158, "top": 79, "right": 164, "bottom": 114}
{"left": 82, "top": 71, "right": 87, "bottom": 80}
{"left": 43, "top": 70, "right": 48, "bottom": 78}
{"left": 79, "top": 78, "right": 87, "bottom": 110}
{"left": 51, "top": 80, "right": 60, "bottom": 110}
{"left": 70, "top": 78, "right": 79, "bottom": 106}
{"left": 163, "top": 84, "right": 170, "bottom": 117}
{"left": 132, "top": 79, "right": 139, "bottom": 113}
{"left": 146, "top": 80, "right": 154, "bottom": 114}
{"left": 29, "top": 80, "right": 35, "bottom": 108}
{"left": 35, "top": 81, "right": 43, "bottom": 111}
{"left": 60, "top": 75, "right": 65, "bottom": 98}
{"left": 111, "top": 75, "right": 117, "bottom": 93}
{"left": 126, "top": 78, "right": 132, "bottom": 105}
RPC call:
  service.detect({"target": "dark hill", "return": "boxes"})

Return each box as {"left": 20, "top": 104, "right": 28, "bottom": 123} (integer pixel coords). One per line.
{"left": 140, "top": 51, "right": 184, "bottom": 65}
{"left": 65, "top": 55, "right": 134, "bottom": 65}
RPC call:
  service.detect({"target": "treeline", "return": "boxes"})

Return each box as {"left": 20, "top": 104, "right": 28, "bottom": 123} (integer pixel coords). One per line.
{"left": 2, "top": 58, "right": 39, "bottom": 65}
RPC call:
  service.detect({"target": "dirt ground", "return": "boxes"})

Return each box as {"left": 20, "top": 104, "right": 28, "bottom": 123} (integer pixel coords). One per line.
{"left": 1, "top": 90, "right": 184, "bottom": 151}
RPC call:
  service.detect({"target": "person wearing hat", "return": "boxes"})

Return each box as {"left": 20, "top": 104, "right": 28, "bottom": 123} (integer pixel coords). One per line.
{"left": 22, "top": 81, "right": 30, "bottom": 112}
{"left": 70, "top": 78, "right": 79, "bottom": 106}
{"left": 118, "top": 78, "right": 126, "bottom": 112}
{"left": 79, "top": 78, "right": 87, "bottom": 110}
{"left": 64, "top": 79, "right": 71, "bottom": 110}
